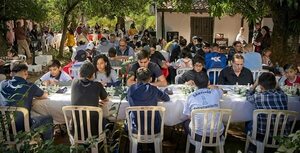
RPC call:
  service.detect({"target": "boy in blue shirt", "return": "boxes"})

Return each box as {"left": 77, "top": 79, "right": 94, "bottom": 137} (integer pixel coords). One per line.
{"left": 127, "top": 67, "right": 170, "bottom": 134}
{"left": 205, "top": 43, "right": 227, "bottom": 84}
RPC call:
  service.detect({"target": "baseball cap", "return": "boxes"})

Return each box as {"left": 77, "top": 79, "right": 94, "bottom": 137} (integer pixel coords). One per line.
{"left": 86, "top": 42, "right": 94, "bottom": 50}
{"left": 192, "top": 36, "right": 198, "bottom": 40}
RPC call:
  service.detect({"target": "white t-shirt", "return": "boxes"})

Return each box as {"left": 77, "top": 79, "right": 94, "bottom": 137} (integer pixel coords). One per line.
{"left": 40, "top": 71, "right": 72, "bottom": 82}
{"left": 183, "top": 88, "right": 224, "bottom": 136}
{"left": 94, "top": 69, "right": 118, "bottom": 83}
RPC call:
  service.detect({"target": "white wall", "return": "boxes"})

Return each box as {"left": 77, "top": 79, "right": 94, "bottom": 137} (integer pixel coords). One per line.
{"left": 261, "top": 17, "right": 273, "bottom": 32}
{"left": 156, "top": 12, "right": 250, "bottom": 45}
{"left": 214, "top": 14, "right": 249, "bottom": 46}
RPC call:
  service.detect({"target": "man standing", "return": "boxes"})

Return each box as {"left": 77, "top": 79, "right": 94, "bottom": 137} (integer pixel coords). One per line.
{"left": 0, "top": 64, "right": 52, "bottom": 139}
{"left": 218, "top": 54, "right": 253, "bottom": 85}
{"left": 127, "top": 50, "right": 167, "bottom": 87}
{"left": 14, "top": 21, "right": 32, "bottom": 58}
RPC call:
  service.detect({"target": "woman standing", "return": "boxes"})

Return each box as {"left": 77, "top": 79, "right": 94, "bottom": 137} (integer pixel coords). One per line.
{"left": 66, "top": 28, "right": 75, "bottom": 53}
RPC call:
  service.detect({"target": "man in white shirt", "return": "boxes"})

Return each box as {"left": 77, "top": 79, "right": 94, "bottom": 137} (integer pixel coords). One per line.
{"left": 183, "top": 72, "right": 224, "bottom": 140}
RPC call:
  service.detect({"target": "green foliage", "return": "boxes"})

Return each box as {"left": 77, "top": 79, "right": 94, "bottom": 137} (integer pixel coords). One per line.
{"left": 84, "top": 0, "right": 151, "bottom": 18}
{"left": 1, "top": 0, "right": 47, "bottom": 22}
{"left": 87, "top": 16, "right": 117, "bottom": 32}
{"left": 0, "top": 124, "right": 70, "bottom": 153}
{"left": 276, "top": 130, "right": 300, "bottom": 153}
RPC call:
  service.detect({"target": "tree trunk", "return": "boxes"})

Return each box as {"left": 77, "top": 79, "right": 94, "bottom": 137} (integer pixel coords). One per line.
{"left": 58, "top": 0, "right": 81, "bottom": 58}
{"left": 58, "top": 14, "right": 69, "bottom": 58}
{"left": 117, "top": 16, "right": 125, "bottom": 33}
{"left": 0, "top": 31, "right": 7, "bottom": 56}
{"left": 0, "top": 19, "right": 7, "bottom": 56}
{"left": 268, "top": 1, "right": 290, "bottom": 65}
{"left": 248, "top": 21, "right": 254, "bottom": 44}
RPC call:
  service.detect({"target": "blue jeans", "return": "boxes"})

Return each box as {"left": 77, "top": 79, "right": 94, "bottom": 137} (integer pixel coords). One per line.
{"left": 31, "top": 115, "right": 53, "bottom": 140}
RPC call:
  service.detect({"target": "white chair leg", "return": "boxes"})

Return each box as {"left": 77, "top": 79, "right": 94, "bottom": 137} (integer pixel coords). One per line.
{"left": 131, "top": 140, "right": 138, "bottom": 153}
{"left": 195, "top": 142, "right": 203, "bottom": 153}
{"left": 218, "top": 144, "right": 224, "bottom": 153}
{"left": 256, "top": 141, "right": 264, "bottom": 153}
{"left": 244, "top": 137, "right": 250, "bottom": 153}
{"left": 154, "top": 139, "right": 161, "bottom": 153}
{"left": 185, "top": 137, "right": 190, "bottom": 153}
{"left": 91, "top": 147, "right": 97, "bottom": 153}
{"left": 103, "top": 138, "right": 108, "bottom": 153}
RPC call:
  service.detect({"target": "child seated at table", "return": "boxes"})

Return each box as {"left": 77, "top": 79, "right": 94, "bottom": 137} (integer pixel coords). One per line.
{"left": 7, "top": 48, "right": 19, "bottom": 60}
{"left": 182, "top": 72, "right": 224, "bottom": 141}
{"left": 0, "top": 49, "right": 22, "bottom": 78}
{"left": 127, "top": 67, "right": 170, "bottom": 134}
{"left": 71, "top": 62, "right": 109, "bottom": 138}
{"left": 40, "top": 59, "right": 72, "bottom": 86}
{"left": 108, "top": 47, "right": 122, "bottom": 67}
{"left": 283, "top": 64, "right": 300, "bottom": 86}
{"left": 93, "top": 54, "right": 120, "bottom": 87}
{"left": 177, "top": 56, "right": 206, "bottom": 86}
{"left": 175, "top": 49, "right": 193, "bottom": 69}
{"left": 245, "top": 72, "right": 288, "bottom": 151}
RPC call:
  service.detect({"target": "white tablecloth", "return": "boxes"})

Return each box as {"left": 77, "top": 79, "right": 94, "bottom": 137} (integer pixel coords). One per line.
{"left": 32, "top": 85, "right": 300, "bottom": 126}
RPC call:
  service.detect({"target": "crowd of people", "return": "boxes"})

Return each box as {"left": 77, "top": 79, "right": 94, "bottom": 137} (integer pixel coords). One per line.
{"left": 1, "top": 20, "right": 300, "bottom": 152}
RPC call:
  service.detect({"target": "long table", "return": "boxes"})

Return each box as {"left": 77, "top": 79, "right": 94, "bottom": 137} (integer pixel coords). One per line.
{"left": 32, "top": 85, "right": 300, "bottom": 126}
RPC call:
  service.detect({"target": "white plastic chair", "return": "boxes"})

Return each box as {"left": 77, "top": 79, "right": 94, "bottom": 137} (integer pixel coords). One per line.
{"left": 112, "top": 66, "right": 122, "bottom": 76}
{"left": 18, "top": 54, "right": 27, "bottom": 61}
{"left": 206, "top": 68, "right": 222, "bottom": 85}
{"left": 176, "top": 67, "right": 193, "bottom": 76}
{"left": 244, "top": 109, "right": 298, "bottom": 153}
{"left": 69, "top": 62, "right": 83, "bottom": 79}
{"left": 126, "top": 106, "right": 166, "bottom": 153}
{"left": 0, "top": 106, "right": 30, "bottom": 151}
{"left": 185, "top": 108, "right": 232, "bottom": 153}
{"left": 174, "top": 73, "right": 183, "bottom": 84}
{"left": 62, "top": 106, "right": 108, "bottom": 153}
{"left": 251, "top": 69, "right": 269, "bottom": 81}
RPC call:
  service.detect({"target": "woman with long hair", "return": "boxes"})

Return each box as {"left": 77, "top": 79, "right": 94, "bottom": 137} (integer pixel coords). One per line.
{"left": 93, "top": 54, "right": 120, "bottom": 87}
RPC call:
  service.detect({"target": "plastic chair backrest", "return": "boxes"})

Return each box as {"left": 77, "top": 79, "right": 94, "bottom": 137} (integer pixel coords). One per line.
{"left": 0, "top": 106, "right": 30, "bottom": 147}
{"left": 176, "top": 67, "right": 193, "bottom": 76}
{"left": 251, "top": 69, "right": 269, "bottom": 81}
{"left": 18, "top": 55, "right": 27, "bottom": 62}
{"left": 62, "top": 106, "right": 105, "bottom": 145}
{"left": 251, "top": 109, "right": 298, "bottom": 148}
{"left": 112, "top": 66, "right": 122, "bottom": 76}
{"left": 69, "top": 62, "right": 83, "bottom": 79}
{"left": 190, "top": 108, "right": 232, "bottom": 146}
{"left": 126, "top": 106, "right": 166, "bottom": 143}
{"left": 207, "top": 68, "right": 222, "bottom": 85}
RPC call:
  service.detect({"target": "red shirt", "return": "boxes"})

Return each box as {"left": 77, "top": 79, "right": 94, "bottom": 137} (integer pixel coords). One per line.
{"left": 285, "top": 75, "right": 300, "bottom": 86}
